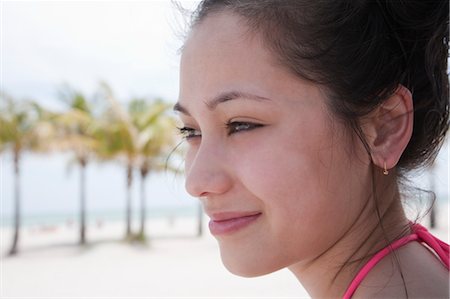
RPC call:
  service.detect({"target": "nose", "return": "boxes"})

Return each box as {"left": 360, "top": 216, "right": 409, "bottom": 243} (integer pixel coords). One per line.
{"left": 185, "top": 141, "right": 233, "bottom": 198}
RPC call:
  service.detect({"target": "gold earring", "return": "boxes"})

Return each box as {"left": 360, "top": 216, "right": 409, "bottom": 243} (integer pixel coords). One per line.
{"left": 383, "top": 161, "right": 389, "bottom": 175}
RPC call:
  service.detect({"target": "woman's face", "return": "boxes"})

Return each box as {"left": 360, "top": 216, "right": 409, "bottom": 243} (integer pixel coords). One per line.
{"left": 176, "top": 12, "right": 371, "bottom": 277}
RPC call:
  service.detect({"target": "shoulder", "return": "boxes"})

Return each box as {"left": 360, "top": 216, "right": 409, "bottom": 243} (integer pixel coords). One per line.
{"left": 352, "top": 242, "right": 449, "bottom": 299}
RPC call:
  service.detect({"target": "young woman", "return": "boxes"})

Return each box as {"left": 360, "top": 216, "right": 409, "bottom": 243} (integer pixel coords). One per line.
{"left": 174, "top": 1, "right": 449, "bottom": 298}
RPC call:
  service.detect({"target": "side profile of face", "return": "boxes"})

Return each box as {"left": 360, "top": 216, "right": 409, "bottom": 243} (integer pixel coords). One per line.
{"left": 176, "top": 12, "right": 372, "bottom": 277}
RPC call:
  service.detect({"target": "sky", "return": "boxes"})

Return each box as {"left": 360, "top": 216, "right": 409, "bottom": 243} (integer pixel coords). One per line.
{"left": 0, "top": 1, "right": 448, "bottom": 223}
{"left": 1, "top": 0, "right": 199, "bottom": 108}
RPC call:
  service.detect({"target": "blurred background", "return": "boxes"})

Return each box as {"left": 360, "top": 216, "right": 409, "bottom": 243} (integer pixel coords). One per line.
{"left": 1, "top": 1, "right": 194, "bottom": 228}
{"left": 0, "top": 1, "right": 448, "bottom": 298}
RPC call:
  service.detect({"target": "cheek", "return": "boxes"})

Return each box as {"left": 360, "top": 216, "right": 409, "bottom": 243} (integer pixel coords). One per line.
{"left": 236, "top": 124, "right": 338, "bottom": 211}
{"left": 234, "top": 124, "right": 360, "bottom": 253}
{"left": 241, "top": 146, "right": 329, "bottom": 223}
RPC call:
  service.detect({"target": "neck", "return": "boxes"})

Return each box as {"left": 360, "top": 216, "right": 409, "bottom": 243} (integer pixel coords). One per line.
{"left": 288, "top": 177, "right": 410, "bottom": 298}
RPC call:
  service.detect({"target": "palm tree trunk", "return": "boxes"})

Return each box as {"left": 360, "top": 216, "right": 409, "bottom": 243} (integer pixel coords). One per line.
{"left": 79, "top": 160, "right": 87, "bottom": 244}
{"left": 430, "top": 201, "right": 436, "bottom": 228}
{"left": 9, "top": 151, "right": 21, "bottom": 255}
{"left": 139, "top": 170, "right": 148, "bottom": 238}
{"left": 429, "top": 163, "right": 436, "bottom": 228}
{"left": 125, "top": 165, "right": 133, "bottom": 238}
{"left": 197, "top": 202, "right": 203, "bottom": 237}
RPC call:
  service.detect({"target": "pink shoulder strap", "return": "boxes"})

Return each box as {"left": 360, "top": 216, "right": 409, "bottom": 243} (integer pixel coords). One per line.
{"left": 342, "top": 223, "right": 449, "bottom": 299}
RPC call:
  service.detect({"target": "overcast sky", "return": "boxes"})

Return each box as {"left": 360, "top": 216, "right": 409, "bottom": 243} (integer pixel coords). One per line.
{"left": 1, "top": 0, "right": 199, "bottom": 110}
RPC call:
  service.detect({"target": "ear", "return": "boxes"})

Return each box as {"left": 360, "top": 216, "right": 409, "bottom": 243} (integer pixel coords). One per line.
{"left": 360, "top": 85, "right": 414, "bottom": 172}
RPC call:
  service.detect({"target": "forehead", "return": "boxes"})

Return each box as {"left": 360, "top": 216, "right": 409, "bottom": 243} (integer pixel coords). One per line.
{"left": 179, "top": 12, "right": 295, "bottom": 104}
{"left": 178, "top": 10, "right": 327, "bottom": 117}
{"left": 182, "top": 11, "right": 262, "bottom": 61}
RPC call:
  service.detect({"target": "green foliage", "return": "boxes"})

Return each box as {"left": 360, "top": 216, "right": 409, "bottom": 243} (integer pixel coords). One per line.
{"left": 0, "top": 92, "right": 52, "bottom": 155}
{"left": 96, "top": 83, "right": 179, "bottom": 173}
{"left": 1, "top": 82, "right": 181, "bottom": 246}
{"left": 0, "top": 82, "right": 181, "bottom": 175}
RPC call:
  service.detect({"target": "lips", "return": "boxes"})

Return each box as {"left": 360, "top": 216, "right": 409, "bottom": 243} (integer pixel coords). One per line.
{"left": 208, "top": 212, "right": 262, "bottom": 236}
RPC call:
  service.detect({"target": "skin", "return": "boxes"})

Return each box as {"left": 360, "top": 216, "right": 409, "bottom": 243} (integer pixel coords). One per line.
{"left": 176, "top": 11, "right": 448, "bottom": 299}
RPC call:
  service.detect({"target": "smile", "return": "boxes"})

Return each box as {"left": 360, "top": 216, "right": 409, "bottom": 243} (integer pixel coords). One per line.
{"left": 208, "top": 212, "right": 262, "bottom": 236}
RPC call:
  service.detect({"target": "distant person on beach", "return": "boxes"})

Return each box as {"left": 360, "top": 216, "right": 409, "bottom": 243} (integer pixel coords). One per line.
{"left": 174, "top": 1, "right": 449, "bottom": 298}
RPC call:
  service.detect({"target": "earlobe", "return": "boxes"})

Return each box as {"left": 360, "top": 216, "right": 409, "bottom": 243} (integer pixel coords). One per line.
{"left": 363, "top": 85, "right": 414, "bottom": 172}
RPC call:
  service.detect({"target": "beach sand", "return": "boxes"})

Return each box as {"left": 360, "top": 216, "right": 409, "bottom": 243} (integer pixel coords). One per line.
{"left": 1, "top": 216, "right": 306, "bottom": 298}
{"left": 1, "top": 203, "right": 448, "bottom": 299}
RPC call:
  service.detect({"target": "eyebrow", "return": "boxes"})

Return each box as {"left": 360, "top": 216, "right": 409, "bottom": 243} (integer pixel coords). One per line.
{"left": 173, "top": 91, "right": 272, "bottom": 116}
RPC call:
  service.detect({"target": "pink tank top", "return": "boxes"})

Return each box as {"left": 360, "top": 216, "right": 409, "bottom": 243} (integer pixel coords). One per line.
{"left": 343, "top": 223, "right": 449, "bottom": 299}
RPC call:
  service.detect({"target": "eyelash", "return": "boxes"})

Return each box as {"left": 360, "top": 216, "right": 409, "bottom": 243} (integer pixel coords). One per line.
{"left": 177, "top": 121, "right": 263, "bottom": 140}
{"left": 177, "top": 126, "right": 201, "bottom": 139}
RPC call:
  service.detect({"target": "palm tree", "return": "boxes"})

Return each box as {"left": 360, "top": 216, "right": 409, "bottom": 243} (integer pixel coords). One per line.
{"left": 100, "top": 120, "right": 136, "bottom": 240}
{"left": 54, "top": 87, "right": 99, "bottom": 245}
{"left": 97, "top": 83, "right": 139, "bottom": 240}
{"left": 0, "top": 93, "right": 45, "bottom": 255}
{"left": 128, "top": 99, "right": 178, "bottom": 240}
{"left": 99, "top": 83, "right": 180, "bottom": 241}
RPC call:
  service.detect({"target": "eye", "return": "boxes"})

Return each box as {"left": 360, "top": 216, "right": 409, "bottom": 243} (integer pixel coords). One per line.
{"left": 177, "top": 126, "right": 201, "bottom": 140}
{"left": 227, "top": 121, "right": 263, "bottom": 135}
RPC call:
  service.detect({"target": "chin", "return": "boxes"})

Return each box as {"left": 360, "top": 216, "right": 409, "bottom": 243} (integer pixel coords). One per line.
{"left": 224, "top": 264, "right": 263, "bottom": 278}
{"left": 220, "top": 251, "right": 283, "bottom": 278}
